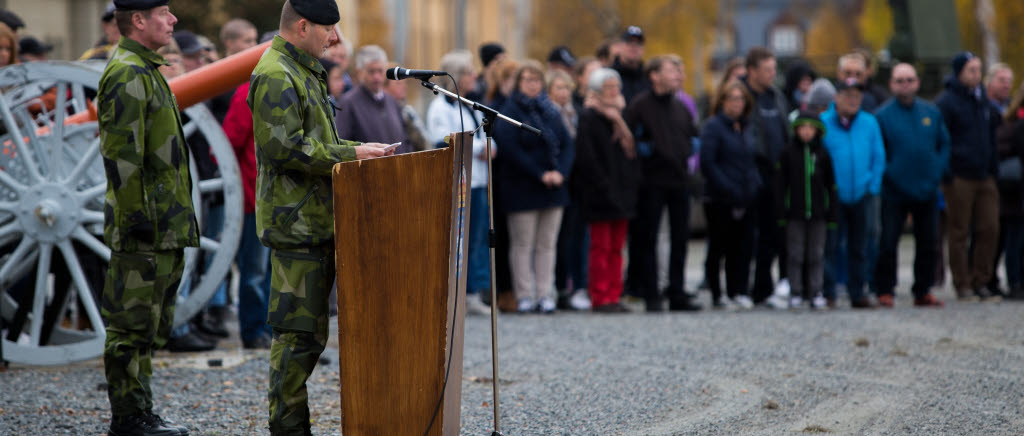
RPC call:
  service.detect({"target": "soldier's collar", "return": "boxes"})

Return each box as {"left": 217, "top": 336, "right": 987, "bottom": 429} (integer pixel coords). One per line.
{"left": 118, "top": 36, "right": 170, "bottom": 67}
{"left": 272, "top": 35, "right": 325, "bottom": 76}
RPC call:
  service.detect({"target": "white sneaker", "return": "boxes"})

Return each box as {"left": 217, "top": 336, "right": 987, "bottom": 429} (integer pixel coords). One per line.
{"left": 537, "top": 297, "right": 556, "bottom": 313}
{"left": 516, "top": 298, "right": 534, "bottom": 313}
{"left": 789, "top": 296, "right": 804, "bottom": 308}
{"left": 774, "top": 278, "right": 791, "bottom": 297}
{"left": 465, "top": 294, "right": 491, "bottom": 316}
{"left": 569, "top": 289, "right": 591, "bottom": 310}
{"left": 733, "top": 295, "right": 754, "bottom": 310}
{"left": 811, "top": 294, "right": 827, "bottom": 309}
{"left": 766, "top": 293, "right": 789, "bottom": 309}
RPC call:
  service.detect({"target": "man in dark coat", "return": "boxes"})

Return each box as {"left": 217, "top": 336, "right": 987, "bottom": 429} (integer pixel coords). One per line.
{"left": 741, "top": 47, "right": 790, "bottom": 305}
{"left": 935, "top": 52, "right": 1003, "bottom": 301}
{"left": 624, "top": 55, "right": 701, "bottom": 312}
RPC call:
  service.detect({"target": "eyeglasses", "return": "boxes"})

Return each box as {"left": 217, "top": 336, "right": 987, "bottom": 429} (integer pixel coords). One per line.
{"left": 841, "top": 69, "right": 865, "bottom": 77}
{"left": 892, "top": 77, "right": 918, "bottom": 84}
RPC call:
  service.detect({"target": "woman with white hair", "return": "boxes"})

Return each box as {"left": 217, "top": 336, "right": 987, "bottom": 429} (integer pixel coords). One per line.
{"left": 426, "top": 49, "right": 495, "bottom": 315}
{"left": 573, "top": 68, "right": 639, "bottom": 312}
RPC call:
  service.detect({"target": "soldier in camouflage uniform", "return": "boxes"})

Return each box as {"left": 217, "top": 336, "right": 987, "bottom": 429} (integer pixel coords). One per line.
{"left": 249, "top": 1, "right": 391, "bottom": 434}
{"left": 97, "top": 1, "right": 197, "bottom": 435}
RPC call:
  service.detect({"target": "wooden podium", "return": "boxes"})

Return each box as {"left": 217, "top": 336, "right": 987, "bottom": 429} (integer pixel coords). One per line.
{"left": 332, "top": 133, "right": 473, "bottom": 436}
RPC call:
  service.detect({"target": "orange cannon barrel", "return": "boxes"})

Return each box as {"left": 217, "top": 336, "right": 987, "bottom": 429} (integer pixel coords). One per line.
{"left": 62, "top": 40, "right": 272, "bottom": 126}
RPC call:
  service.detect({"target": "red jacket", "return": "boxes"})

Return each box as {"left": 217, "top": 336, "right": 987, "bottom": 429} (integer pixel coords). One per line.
{"left": 222, "top": 82, "right": 257, "bottom": 214}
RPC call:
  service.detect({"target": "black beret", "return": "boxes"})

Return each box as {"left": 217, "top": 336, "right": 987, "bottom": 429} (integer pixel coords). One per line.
{"left": 0, "top": 9, "right": 25, "bottom": 31}
{"left": 113, "top": 0, "right": 169, "bottom": 11}
{"left": 290, "top": 0, "right": 340, "bottom": 25}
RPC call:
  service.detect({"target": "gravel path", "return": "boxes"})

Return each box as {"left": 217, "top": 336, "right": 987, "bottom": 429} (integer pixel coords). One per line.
{"left": 3, "top": 297, "right": 1022, "bottom": 435}
{"left": 3, "top": 236, "right": 1023, "bottom": 435}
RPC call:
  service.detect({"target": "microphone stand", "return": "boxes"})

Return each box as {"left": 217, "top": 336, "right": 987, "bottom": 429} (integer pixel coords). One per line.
{"left": 421, "top": 79, "right": 541, "bottom": 436}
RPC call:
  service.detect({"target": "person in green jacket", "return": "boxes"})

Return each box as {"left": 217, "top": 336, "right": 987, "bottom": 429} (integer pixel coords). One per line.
{"left": 97, "top": 0, "right": 196, "bottom": 435}
{"left": 773, "top": 112, "right": 838, "bottom": 310}
{"left": 248, "top": 1, "right": 391, "bottom": 434}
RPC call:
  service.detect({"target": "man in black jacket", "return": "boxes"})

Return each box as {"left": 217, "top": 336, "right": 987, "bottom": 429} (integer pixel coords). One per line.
{"left": 741, "top": 47, "right": 790, "bottom": 305}
{"left": 624, "top": 55, "right": 701, "bottom": 312}
{"left": 616, "top": 25, "right": 651, "bottom": 299}
{"left": 613, "top": 25, "right": 650, "bottom": 105}
{"left": 936, "top": 52, "right": 1002, "bottom": 301}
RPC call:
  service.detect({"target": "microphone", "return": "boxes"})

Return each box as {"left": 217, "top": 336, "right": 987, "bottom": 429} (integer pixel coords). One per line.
{"left": 386, "top": 66, "right": 448, "bottom": 81}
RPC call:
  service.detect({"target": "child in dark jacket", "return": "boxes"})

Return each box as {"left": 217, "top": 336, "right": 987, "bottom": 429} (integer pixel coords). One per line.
{"left": 774, "top": 112, "right": 838, "bottom": 308}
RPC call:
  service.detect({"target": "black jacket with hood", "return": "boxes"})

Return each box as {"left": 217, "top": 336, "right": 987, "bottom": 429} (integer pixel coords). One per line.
{"left": 774, "top": 114, "right": 839, "bottom": 223}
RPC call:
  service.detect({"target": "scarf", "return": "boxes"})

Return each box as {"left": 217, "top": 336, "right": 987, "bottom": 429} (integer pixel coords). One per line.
{"left": 555, "top": 101, "right": 578, "bottom": 139}
{"left": 584, "top": 92, "right": 635, "bottom": 158}
{"left": 513, "top": 91, "right": 563, "bottom": 169}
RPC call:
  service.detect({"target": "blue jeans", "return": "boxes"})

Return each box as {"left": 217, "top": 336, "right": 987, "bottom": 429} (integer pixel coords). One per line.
{"left": 825, "top": 195, "right": 874, "bottom": 302}
{"left": 237, "top": 214, "right": 271, "bottom": 341}
{"left": 204, "top": 204, "right": 228, "bottom": 308}
{"left": 170, "top": 275, "right": 193, "bottom": 338}
{"left": 468, "top": 188, "right": 491, "bottom": 294}
{"left": 875, "top": 188, "right": 938, "bottom": 298}
{"left": 863, "top": 195, "right": 881, "bottom": 293}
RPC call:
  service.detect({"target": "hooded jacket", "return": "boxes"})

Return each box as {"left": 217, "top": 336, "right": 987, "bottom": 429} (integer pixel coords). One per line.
{"left": 934, "top": 76, "right": 1001, "bottom": 180}
{"left": 774, "top": 116, "right": 838, "bottom": 223}
{"left": 820, "top": 106, "right": 886, "bottom": 205}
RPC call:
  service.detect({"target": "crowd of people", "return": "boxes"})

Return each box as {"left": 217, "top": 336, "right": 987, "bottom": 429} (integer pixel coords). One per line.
{"left": 3, "top": 5, "right": 1024, "bottom": 339}
{"left": 446, "top": 28, "right": 1024, "bottom": 316}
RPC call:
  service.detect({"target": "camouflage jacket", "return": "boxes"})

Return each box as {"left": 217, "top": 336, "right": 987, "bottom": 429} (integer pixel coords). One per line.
{"left": 98, "top": 37, "right": 199, "bottom": 252}
{"left": 249, "top": 36, "right": 360, "bottom": 249}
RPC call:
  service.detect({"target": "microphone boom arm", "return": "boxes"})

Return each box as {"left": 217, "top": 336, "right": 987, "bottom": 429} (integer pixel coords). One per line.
{"left": 420, "top": 80, "right": 542, "bottom": 136}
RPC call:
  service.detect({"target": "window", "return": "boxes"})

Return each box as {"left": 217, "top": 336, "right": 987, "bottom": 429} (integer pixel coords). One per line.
{"left": 770, "top": 25, "right": 802, "bottom": 56}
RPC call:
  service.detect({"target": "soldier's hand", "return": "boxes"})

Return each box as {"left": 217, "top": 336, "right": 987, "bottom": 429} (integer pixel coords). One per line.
{"left": 355, "top": 143, "right": 394, "bottom": 159}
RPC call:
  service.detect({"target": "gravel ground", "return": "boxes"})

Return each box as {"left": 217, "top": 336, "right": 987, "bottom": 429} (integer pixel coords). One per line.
{"left": 2, "top": 237, "right": 1024, "bottom": 435}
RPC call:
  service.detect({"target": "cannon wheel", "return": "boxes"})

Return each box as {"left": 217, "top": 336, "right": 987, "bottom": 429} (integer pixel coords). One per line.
{"left": 0, "top": 61, "right": 242, "bottom": 366}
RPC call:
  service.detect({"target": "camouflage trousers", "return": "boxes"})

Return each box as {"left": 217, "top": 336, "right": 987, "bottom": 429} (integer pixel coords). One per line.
{"left": 267, "top": 243, "right": 335, "bottom": 435}
{"left": 101, "top": 249, "right": 184, "bottom": 416}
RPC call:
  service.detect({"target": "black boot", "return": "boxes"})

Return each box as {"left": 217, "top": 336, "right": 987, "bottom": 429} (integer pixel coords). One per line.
{"left": 195, "top": 307, "right": 229, "bottom": 338}
{"left": 164, "top": 332, "right": 215, "bottom": 352}
{"left": 145, "top": 412, "right": 188, "bottom": 435}
{"left": 108, "top": 412, "right": 185, "bottom": 436}
{"left": 668, "top": 294, "right": 703, "bottom": 312}
{"left": 644, "top": 297, "right": 665, "bottom": 313}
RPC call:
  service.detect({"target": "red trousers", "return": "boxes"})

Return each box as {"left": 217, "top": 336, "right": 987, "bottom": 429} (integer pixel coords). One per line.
{"left": 588, "top": 220, "right": 628, "bottom": 307}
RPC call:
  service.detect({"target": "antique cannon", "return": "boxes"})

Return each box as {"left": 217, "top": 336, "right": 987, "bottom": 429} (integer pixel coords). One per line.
{"left": 0, "top": 41, "right": 272, "bottom": 365}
